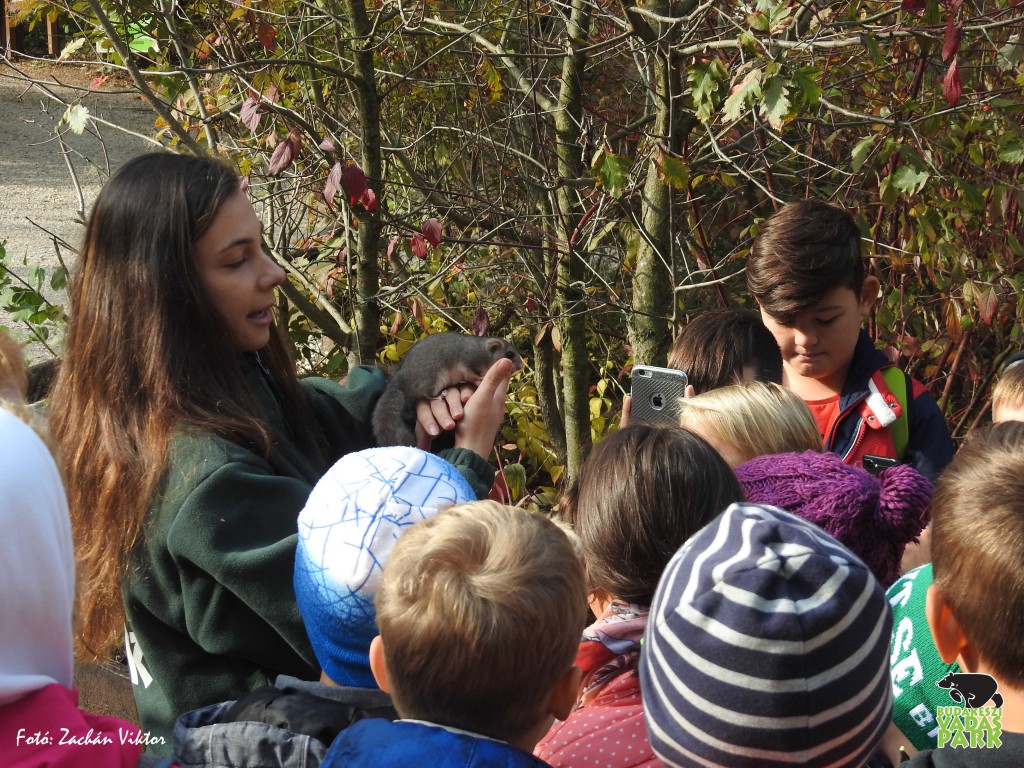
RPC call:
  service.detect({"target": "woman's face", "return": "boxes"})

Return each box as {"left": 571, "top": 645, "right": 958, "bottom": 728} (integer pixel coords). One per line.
{"left": 192, "top": 191, "right": 286, "bottom": 353}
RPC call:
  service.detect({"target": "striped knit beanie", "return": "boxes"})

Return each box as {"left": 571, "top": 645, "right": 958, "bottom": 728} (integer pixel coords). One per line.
{"left": 640, "top": 503, "right": 893, "bottom": 768}
{"left": 294, "top": 446, "right": 475, "bottom": 687}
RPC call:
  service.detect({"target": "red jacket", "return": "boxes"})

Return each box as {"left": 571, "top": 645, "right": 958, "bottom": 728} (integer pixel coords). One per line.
{"left": 534, "top": 605, "right": 658, "bottom": 768}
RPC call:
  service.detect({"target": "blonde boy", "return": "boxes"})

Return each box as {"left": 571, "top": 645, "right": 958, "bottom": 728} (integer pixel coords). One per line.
{"left": 992, "top": 352, "right": 1024, "bottom": 423}
{"left": 320, "top": 500, "right": 587, "bottom": 768}
{"left": 897, "top": 421, "right": 1024, "bottom": 765}
{"left": 747, "top": 199, "right": 952, "bottom": 481}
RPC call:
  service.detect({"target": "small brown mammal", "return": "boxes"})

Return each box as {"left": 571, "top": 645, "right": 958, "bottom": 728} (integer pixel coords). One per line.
{"left": 373, "top": 333, "right": 522, "bottom": 446}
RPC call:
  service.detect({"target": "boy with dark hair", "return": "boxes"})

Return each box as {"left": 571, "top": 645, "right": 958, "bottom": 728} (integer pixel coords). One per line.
{"left": 321, "top": 500, "right": 587, "bottom": 768}
{"left": 900, "top": 421, "right": 1024, "bottom": 765}
{"left": 747, "top": 199, "right": 953, "bottom": 481}
{"left": 667, "top": 308, "right": 782, "bottom": 394}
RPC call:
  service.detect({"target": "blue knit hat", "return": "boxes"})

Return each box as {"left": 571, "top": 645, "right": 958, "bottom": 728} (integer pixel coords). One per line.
{"left": 294, "top": 446, "right": 475, "bottom": 687}
{"left": 640, "top": 503, "right": 893, "bottom": 768}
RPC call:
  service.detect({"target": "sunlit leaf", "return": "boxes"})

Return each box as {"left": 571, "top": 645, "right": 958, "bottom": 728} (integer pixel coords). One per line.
{"left": 57, "top": 37, "right": 87, "bottom": 62}
{"left": 759, "top": 76, "right": 790, "bottom": 130}
{"left": 722, "top": 68, "right": 762, "bottom": 123}
{"left": 656, "top": 151, "right": 689, "bottom": 190}
{"left": 61, "top": 104, "right": 90, "bottom": 135}
{"left": 943, "top": 56, "right": 962, "bottom": 106}
{"left": 978, "top": 287, "right": 998, "bottom": 325}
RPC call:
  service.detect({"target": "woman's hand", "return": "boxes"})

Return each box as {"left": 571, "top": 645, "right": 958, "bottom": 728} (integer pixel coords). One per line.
{"left": 415, "top": 358, "right": 514, "bottom": 456}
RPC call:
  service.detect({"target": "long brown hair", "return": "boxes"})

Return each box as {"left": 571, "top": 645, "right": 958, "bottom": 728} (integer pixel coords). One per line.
{"left": 50, "top": 152, "right": 320, "bottom": 657}
{"left": 562, "top": 424, "right": 743, "bottom": 605}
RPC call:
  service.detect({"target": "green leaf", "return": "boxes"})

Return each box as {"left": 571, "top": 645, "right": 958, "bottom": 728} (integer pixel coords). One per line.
{"left": 997, "top": 38, "right": 1022, "bottom": 72}
{"left": 851, "top": 136, "right": 874, "bottom": 172}
{"left": 792, "top": 67, "right": 822, "bottom": 108}
{"left": 657, "top": 152, "right": 690, "bottom": 190}
{"left": 689, "top": 61, "right": 726, "bottom": 123}
{"left": 722, "top": 69, "right": 762, "bottom": 123}
{"left": 61, "top": 104, "right": 91, "bottom": 135}
{"left": 759, "top": 76, "right": 790, "bottom": 130}
{"left": 501, "top": 462, "right": 527, "bottom": 501}
{"left": 997, "top": 141, "right": 1024, "bottom": 164}
{"left": 592, "top": 149, "right": 631, "bottom": 197}
{"left": 890, "top": 166, "right": 930, "bottom": 196}
{"left": 58, "top": 37, "right": 88, "bottom": 61}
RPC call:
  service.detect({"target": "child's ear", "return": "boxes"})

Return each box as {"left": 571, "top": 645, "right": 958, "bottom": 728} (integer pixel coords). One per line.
{"left": 546, "top": 665, "right": 583, "bottom": 722}
{"left": 369, "top": 635, "right": 392, "bottom": 693}
{"left": 859, "top": 276, "right": 881, "bottom": 313}
{"left": 926, "top": 583, "right": 972, "bottom": 668}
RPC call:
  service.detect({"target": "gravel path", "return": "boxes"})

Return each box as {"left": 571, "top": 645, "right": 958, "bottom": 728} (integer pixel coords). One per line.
{"left": 0, "top": 59, "right": 155, "bottom": 362}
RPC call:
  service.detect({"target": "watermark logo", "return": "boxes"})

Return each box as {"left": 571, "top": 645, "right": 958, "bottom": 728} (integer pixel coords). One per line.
{"left": 935, "top": 672, "right": 1003, "bottom": 749}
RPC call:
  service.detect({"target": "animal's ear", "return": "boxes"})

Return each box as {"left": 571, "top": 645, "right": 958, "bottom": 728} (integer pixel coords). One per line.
{"left": 926, "top": 583, "right": 970, "bottom": 667}
{"left": 487, "top": 338, "right": 504, "bottom": 355}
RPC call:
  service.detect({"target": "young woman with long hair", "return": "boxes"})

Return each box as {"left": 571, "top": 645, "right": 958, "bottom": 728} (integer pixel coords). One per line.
{"left": 49, "top": 152, "right": 511, "bottom": 750}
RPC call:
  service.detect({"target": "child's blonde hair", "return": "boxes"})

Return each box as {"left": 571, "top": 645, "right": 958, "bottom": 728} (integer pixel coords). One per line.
{"left": 375, "top": 500, "right": 587, "bottom": 743}
{"left": 992, "top": 357, "right": 1024, "bottom": 423}
{"left": 678, "top": 380, "right": 822, "bottom": 465}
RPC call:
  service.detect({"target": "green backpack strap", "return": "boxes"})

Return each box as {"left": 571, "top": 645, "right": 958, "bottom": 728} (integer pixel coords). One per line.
{"left": 881, "top": 366, "right": 910, "bottom": 459}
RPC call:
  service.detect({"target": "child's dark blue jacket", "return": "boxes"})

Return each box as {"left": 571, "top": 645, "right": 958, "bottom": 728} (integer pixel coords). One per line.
{"left": 322, "top": 719, "right": 553, "bottom": 768}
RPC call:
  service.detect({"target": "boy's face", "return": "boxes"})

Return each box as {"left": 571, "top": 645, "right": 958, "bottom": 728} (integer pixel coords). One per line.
{"left": 759, "top": 279, "right": 878, "bottom": 394}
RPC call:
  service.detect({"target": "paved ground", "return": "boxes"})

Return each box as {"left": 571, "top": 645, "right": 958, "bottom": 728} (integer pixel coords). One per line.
{"left": 0, "top": 58, "right": 155, "bottom": 362}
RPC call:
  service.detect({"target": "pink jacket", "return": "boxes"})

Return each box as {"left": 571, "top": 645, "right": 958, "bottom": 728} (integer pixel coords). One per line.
{"left": 534, "top": 604, "right": 658, "bottom": 768}
{"left": 0, "top": 684, "right": 144, "bottom": 768}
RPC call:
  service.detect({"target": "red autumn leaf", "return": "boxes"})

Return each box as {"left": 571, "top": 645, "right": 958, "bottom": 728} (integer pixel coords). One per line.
{"left": 943, "top": 56, "right": 962, "bottom": 106}
{"left": 257, "top": 20, "right": 277, "bottom": 50}
{"left": 488, "top": 472, "right": 510, "bottom": 504}
{"left": 268, "top": 130, "right": 302, "bottom": 176}
{"left": 421, "top": 217, "right": 442, "bottom": 246}
{"left": 410, "top": 233, "right": 429, "bottom": 259}
{"left": 387, "top": 235, "right": 401, "bottom": 261}
{"left": 323, "top": 162, "right": 343, "bottom": 209}
{"left": 523, "top": 295, "right": 537, "bottom": 313}
{"left": 325, "top": 267, "right": 342, "bottom": 299}
{"left": 318, "top": 137, "right": 337, "bottom": 152}
{"left": 342, "top": 162, "right": 367, "bottom": 201}
{"left": 942, "top": 18, "right": 962, "bottom": 62}
{"left": 265, "top": 85, "right": 280, "bottom": 103}
{"left": 471, "top": 305, "right": 490, "bottom": 336}
{"left": 359, "top": 188, "right": 379, "bottom": 214}
{"left": 978, "top": 288, "right": 999, "bottom": 326}
{"left": 389, "top": 312, "right": 404, "bottom": 335}
{"left": 89, "top": 75, "right": 110, "bottom": 90}
{"left": 240, "top": 94, "right": 262, "bottom": 132}
{"left": 901, "top": 0, "right": 925, "bottom": 12}
{"left": 239, "top": 175, "right": 250, "bottom": 192}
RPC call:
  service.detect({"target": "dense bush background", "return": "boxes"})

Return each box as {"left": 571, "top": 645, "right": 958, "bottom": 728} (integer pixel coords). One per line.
{"left": 6, "top": 0, "right": 1024, "bottom": 501}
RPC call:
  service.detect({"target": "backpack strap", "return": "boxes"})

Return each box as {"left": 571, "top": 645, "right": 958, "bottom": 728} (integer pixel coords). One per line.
{"left": 880, "top": 366, "right": 910, "bottom": 459}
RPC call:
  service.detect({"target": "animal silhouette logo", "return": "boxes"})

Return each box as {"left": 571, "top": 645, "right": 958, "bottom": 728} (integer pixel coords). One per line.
{"left": 936, "top": 672, "right": 1003, "bottom": 708}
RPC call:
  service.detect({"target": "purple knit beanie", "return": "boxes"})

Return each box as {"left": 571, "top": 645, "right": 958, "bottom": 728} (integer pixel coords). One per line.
{"left": 735, "top": 450, "right": 932, "bottom": 586}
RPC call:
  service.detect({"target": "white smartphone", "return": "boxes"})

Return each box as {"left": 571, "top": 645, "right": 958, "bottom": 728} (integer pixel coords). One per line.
{"left": 630, "top": 365, "right": 689, "bottom": 426}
